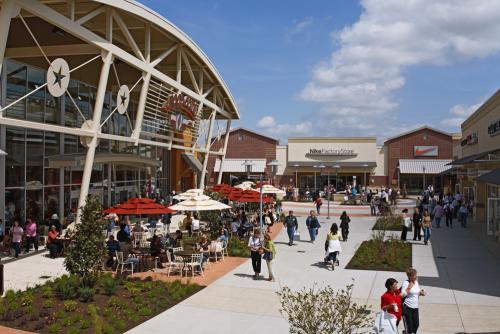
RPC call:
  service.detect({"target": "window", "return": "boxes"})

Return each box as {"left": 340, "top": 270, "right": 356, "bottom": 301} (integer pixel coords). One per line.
{"left": 238, "top": 134, "right": 244, "bottom": 141}
{"left": 423, "top": 133, "right": 428, "bottom": 140}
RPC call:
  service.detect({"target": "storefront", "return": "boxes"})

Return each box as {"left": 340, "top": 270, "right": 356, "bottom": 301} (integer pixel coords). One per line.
{"left": 276, "top": 137, "right": 386, "bottom": 191}
{"left": 384, "top": 126, "right": 456, "bottom": 194}
{"left": 450, "top": 89, "right": 500, "bottom": 240}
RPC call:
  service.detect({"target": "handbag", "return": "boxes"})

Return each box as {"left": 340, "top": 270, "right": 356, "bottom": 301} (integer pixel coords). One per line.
{"left": 373, "top": 311, "right": 398, "bottom": 334}
{"left": 263, "top": 251, "right": 273, "bottom": 261}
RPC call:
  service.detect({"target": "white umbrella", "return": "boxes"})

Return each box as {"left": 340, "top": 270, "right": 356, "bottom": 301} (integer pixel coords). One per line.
{"left": 173, "top": 188, "right": 206, "bottom": 200}
{"left": 234, "top": 181, "right": 256, "bottom": 190}
{"left": 174, "top": 193, "right": 211, "bottom": 201}
{"left": 259, "top": 184, "right": 286, "bottom": 195}
{"left": 169, "top": 196, "right": 231, "bottom": 211}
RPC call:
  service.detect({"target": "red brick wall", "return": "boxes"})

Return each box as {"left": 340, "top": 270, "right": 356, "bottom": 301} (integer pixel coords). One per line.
{"left": 207, "top": 129, "right": 277, "bottom": 185}
{"left": 386, "top": 129, "right": 453, "bottom": 184}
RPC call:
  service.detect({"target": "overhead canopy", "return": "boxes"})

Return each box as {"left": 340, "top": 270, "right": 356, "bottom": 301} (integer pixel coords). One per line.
{"left": 214, "top": 159, "right": 266, "bottom": 173}
{"left": 448, "top": 149, "right": 500, "bottom": 165}
{"left": 476, "top": 169, "right": 500, "bottom": 185}
{"left": 399, "top": 159, "right": 452, "bottom": 174}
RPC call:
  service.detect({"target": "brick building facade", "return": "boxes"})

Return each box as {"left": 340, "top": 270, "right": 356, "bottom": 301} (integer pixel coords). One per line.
{"left": 207, "top": 128, "right": 278, "bottom": 185}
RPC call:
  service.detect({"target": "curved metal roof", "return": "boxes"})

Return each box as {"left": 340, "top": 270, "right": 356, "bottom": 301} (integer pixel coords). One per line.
{"left": 93, "top": 0, "right": 239, "bottom": 119}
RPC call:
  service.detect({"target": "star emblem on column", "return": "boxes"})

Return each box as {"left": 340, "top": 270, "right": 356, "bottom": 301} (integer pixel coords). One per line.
{"left": 117, "top": 85, "right": 130, "bottom": 115}
{"left": 52, "top": 66, "right": 66, "bottom": 88}
{"left": 47, "top": 58, "right": 70, "bottom": 98}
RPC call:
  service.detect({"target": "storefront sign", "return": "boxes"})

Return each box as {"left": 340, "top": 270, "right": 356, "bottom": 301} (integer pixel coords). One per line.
{"left": 414, "top": 146, "right": 438, "bottom": 157}
{"left": 461, "top": 132, "right": 478, "bottom": 146}
{"left": 305, "top": 148, "right": 357, "bottom": 157}
{"left": 488, "top": 119, "right": 500, "bottom": 137}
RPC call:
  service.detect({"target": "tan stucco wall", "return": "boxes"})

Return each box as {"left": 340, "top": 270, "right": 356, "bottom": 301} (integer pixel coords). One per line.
{"left": 461, "top": 90, "right": 500, "bottom": 156}
{"left": 287, "top": 137, "right": 378, "bottom": 164}
{"left": 276, "top": 145, "right": 287, "bottom": 175}
{"left": 374, "top": 145, "right": 387, "bottom": 176}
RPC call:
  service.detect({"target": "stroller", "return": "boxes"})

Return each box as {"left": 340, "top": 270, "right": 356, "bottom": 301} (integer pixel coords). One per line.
{"left": 324, "top": 238, "right": 341, "bottom": 270}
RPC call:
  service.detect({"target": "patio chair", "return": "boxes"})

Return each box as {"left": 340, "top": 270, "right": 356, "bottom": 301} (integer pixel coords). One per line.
{"left": 132, "top": 232, "right": 144, "bottom": 248}
{"left": 221, "top": 241, "right": 229, "bottom": 258}
{"left": 209, "top": 241, "right": 224, "bottom": 262}
{"left": 163, "top": 252, "right": 183, "bottom": 277}
{"left": 115, "top": 251, "right": 135, "bottom": 275}
{"left": 183, "top": 253, "right": 204, "bottom": 277}
{"left": 172, "top": 246, "right": 183, "bottom": 253}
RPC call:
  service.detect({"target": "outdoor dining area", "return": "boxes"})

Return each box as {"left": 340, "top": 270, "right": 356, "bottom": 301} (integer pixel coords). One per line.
{"left": 100, "top": 183, "right": 284, "bottom": 280}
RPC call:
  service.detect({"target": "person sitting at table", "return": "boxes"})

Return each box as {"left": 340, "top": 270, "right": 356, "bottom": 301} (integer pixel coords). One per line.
{"left": 47, "top": 225, "right": 62, "bottom": 258}
{"left": 191, "top": 214, "right": 201, "bottom": 234}
{"left": 217, "top": 228, "right": 228, "bottom": 248}
{"left": 150, "top": 234, "right": 165, "bottom": 269}
{"left": 197, "top": 234, "right": 210, "bottom": 267}
{"left": 132, "top": 221, "right": 143, "bottom": 233}
{"left": 121, "top": 238, "right": 139, "bottom": 266}
{"left": 183, "top": 212, "right": 193, "bottom": 236}
{"left": 117, "top": 224, "right": 129, "bottom": 249}
{"left": 230, "top": 219, "right": 240, "bottom": 237}
{"left": 106, "top": 235, "right": 120, "bottom": 267}
{"left": 174, "top": 229, "right": 183, "bottom": 247}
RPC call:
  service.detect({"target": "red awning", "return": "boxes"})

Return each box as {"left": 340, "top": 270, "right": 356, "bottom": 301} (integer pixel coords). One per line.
{"left": 103, "top": 198, "right": 175, "bottom": 215}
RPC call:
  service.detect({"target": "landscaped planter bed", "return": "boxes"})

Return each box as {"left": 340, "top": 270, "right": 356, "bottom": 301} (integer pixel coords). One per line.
{"left": 346, "top": 240, "right": 411, "bottom": 272}
{"left": 372, "top": 215, "right": 404, "bottom": 231}
{"left": 0, "top": 274, "right": 202, "bottom": 334}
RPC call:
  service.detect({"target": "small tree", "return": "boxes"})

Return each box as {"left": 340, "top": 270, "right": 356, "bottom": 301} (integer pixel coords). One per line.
{"left": 64, "top": 195, "right": 106, "bottom": 287}
{"left": 277, "top": 283, "right": 371, "bottom": 334}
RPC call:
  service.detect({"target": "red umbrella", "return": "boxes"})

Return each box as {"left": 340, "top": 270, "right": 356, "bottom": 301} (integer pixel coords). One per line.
{"left": 227, "top": 188, "right": 244, "bottom": 201}
{"left": 233, "top": 190, "right": 273, "bottom": 203}
{"left": 103, "top": 198, "right": 175, "bottom": 215}
{"left": 212, "top": 183, "right": 232, "bottom": 192}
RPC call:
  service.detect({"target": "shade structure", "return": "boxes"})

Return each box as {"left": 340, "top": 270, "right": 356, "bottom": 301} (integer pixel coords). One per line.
{"left": 173, "top": 189, "right": 207, "bottom": 200}
{"left": 227, "top": 188, "right": 244, "bottom": 201}
{"left": 233, "top": 190, "right": 273, "bottom": 203}
{"left": 103, "top": 198, "right": 175, "bottom": 215}
{"left": 168, "top": 196, "right": 231, "bottom": 211}
{"left": 258, "top": 184, "right": 286, "bottom": 195}
{"left": 211, "top": 184, "right": 232, "bottom": 192}
{"left": 234, "top": 181, "right": 255, "bottom": 190}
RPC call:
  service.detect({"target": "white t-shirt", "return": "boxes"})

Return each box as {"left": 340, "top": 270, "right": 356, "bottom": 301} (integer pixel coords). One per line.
{"left": 192, "top": 219, "right": 200, "bottom": 231}
{"left": 401, "top": 280, "right": 421, "bottom": 309}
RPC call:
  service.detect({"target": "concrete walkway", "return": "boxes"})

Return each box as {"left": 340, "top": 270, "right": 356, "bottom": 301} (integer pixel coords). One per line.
{"left": 127, "top": 202, "right": 500, "bottom": 334}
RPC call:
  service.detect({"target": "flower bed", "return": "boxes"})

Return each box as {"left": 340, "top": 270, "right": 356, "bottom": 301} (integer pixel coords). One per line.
{"left": 346, "top": 240, "right": 411, "bottom": 272}
{"left": 372, "top": 215, "right": 403, "bottom": 231}
{"left": 0, "top": 274, "right": 201, "bottom": 334}
{"left": 227, "top": 237, "right": 251, "bottom": 258}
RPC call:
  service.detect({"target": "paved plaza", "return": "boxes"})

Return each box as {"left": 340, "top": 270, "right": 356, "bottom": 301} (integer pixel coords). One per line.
{"left": 127, "top": 201, "right": 500, "bottom": 334}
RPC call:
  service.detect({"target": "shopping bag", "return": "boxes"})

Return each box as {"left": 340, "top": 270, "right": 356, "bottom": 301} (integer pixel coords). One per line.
{"left": 293, "top": 231, "right": 300, "bottom": 241}
{"left": 373, "top": 311, "right": 398, "bottom": 334}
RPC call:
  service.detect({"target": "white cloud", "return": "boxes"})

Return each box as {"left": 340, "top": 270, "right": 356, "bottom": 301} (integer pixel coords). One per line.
{"left": 300, "top": 0, "right": 500, "bottom": 137}
{"left": 256, "top": 116, "right": 276, "bottom": 128}
{"left": 440, "top": 100, "right": 484, "bottom": 129}
{"left": 290, "top": 16, "right": 314, "bottom": 35}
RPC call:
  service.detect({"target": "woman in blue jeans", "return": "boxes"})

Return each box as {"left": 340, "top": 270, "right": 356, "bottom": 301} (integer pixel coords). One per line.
{"left": 422, "top": 211, "right": 432, "bottom": 245}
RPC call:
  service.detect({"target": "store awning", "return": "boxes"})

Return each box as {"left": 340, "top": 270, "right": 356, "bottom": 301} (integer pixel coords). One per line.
{"left": 214, "top": 159, "right": 266, "bottom": 173}
{"left": 181, "top": 152, "right": 203, "bottom": 174}
{"left": 287, "top": 161, "right": 377, "bottom": 168}
{"left": 448, "top": 149, "right": 499, "bottom": 165}
{"left": 399, "top": 159, "right": 451, "bottom": 174}
{"left": 476, "top": 168, "right": 500, "bottom": 185}
{"left": 47, "top": 153, "right": 160, "bottom": 169}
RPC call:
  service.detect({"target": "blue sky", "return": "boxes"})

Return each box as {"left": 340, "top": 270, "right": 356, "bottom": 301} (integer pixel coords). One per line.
{"left": 141, "top": 0, "right": 500, "bottom": 142}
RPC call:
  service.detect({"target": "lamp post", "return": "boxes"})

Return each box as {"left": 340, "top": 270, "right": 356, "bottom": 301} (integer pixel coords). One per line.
{"left": 396, "top": 166, "right": 400, "bottom": 190}
{"left": 422, "top": 165, "right": 426, "bottom": 192}
{"left": 333, "top": 165, "right": 340, "bottom": 190}
{"left": 293, "top": 164, "right": 300, "bottom": 189}
{"left": 362, "top": 163, "right": 369, "bottom": 188}
{"left": 317, "top": 164, "right": 330, "bottom": 219}
{"left": 313, "top": 165, "right": 317, "bottom": 193}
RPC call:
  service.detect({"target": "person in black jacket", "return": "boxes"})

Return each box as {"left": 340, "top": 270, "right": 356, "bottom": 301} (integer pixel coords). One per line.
{"left": 306, "top": 211, "right": 320, "bottom": 243}
{"left": 339, "top": 211, "right": 351, "bottom": 241}
{"left": 413, "top": 207, "right": 422, "bottom": 241}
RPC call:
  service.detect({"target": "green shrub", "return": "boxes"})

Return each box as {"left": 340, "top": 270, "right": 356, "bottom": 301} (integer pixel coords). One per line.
{"left": 78, "top": 287, "right": 95, "bottom": 303}
{"left": 42, "top": 299, "right": 55, "bottom": 309}
{"left": 41, "top": 286, "right": 54, "bottom": 298}
{"left": 67, "top": 327, "right": 81, "bottom": 334}
{"left": 88, "top": 305, "right": 103, "bottom": 334}
{"left": 70, "top": 314, "right": 83, "bottom": 323}
{"left": 64, "top": 300, "right": 78, "bottom": 312}
{"left": 100, "top": 274, "right": 118, "bottom": 296}
{"left": 4, "top": 290, "right": 16, "bottom": 303}
{"left": 80, "top": 318, "right": 91, "bottom": 329}
{"left": 62, "top": 316, "right": 73, "bottom": 326}
{"left": 227, "top": 238, "right": 251, "bottom": 257}
{"left": 125, "top": 309, "right": 139, "bottom": 323}
{"left": 48, "top": 322, "right": 62, "bottom": 333}
{"left": 138, "top": 306, "right": 152, "bottom": 316}
{"left": 54, "top": 275, "right": 79, "bottom": 300}
{"left": 20, "top": 292, "right": 33, "bottom": 307}
{"left": 372, "top": 215, "right": 403, "bottom": 231}
{"left": 111, "top": 317, "right": 126, "bottom": 331}
{"left": 346, "top": 240, "right": 411, "bottom": 272}
{"left": 55, "top": 309, "right": 65, "bottom": 320}
{"left": 103, "top": 324, "right": 115, "bottom": 334}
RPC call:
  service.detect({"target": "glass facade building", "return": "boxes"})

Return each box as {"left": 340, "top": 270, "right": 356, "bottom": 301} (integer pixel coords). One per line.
{"left": 1, "top": 59, "right": 171, "bottom": 229}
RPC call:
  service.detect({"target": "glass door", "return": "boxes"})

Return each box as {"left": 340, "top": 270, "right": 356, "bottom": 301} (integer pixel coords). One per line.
{"left": 487, "top": 198, "right": 500, "bottom": 238}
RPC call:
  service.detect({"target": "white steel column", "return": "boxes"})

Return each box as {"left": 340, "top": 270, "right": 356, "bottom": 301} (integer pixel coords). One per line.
{"left": 76, "top": 51, "right": 113, "bottom": 223}
{"left": 131, "top": 72, "right": 151, "bottom": 144}
{"left": 0, "top": 0, "right": 17, "bottom": 87}
{"left": 199, "top": 111, "right": 216, "bottom": 189}
{"left": 216, "top": 119, "right": 232, "bottom": 184}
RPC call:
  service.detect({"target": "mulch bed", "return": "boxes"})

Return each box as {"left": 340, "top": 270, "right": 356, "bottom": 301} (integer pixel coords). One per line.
{"left": 346, "top": 240, "right": 412, "bottom": 272}
{"left": 0, "top": 275, "right": 202, "bottom": 334}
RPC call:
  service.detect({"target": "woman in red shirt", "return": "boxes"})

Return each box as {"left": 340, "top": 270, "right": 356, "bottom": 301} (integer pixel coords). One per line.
{"left": 381, "top": 278, "right": 402, "bottom": 325}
